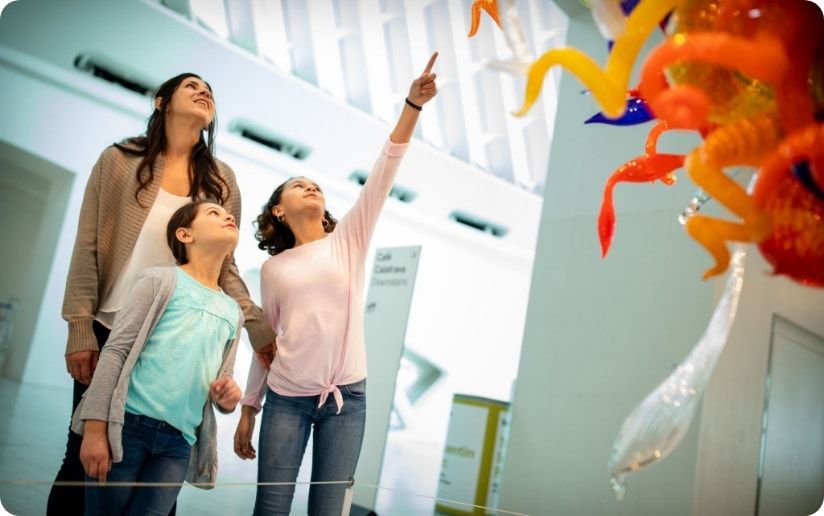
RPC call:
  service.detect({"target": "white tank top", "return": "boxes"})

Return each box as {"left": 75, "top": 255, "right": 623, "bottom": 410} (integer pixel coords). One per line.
{"left": 96, "top": 188, "right": 190, "bottom": 328}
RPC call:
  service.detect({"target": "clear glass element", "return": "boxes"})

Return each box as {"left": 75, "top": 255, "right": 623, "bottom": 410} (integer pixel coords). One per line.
{"left": 608, "top": 245, "right": 748, "bottom": 499}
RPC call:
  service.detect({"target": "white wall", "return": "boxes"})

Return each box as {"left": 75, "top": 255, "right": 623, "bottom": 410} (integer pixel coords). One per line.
{"left": 692, "top": 250, "right": 824, "bottom": 516}
{"left": 498, "top": 7, "right": 716, "bottom": 515}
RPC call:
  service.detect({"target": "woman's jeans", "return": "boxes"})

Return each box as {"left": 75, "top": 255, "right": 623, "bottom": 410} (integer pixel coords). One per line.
{"left": 253, "top": 380, "right": 367, "bottom": 516}
{"left": 85, "top": 412, "right": 192, "bottom": 516}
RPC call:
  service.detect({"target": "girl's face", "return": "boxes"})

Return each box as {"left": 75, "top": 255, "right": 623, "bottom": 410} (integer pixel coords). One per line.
{"left": 272, "top": 177, "right": 326, "bottom": 221}
{"left": 178, "top": 203, "right": 238, "bottom": 252}
{"left": 160, "top": 76, "right": 215, "bottom": 129}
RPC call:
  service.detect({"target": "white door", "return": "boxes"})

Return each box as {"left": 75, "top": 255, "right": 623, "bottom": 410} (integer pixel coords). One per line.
{"left": 756, "top": 316, "right": 824, "bottom": 516}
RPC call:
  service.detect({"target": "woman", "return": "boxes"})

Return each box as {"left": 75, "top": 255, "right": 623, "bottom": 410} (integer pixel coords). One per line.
{"left": 50, "top": 73, "right": 276, "bottom": 515}
{"left": 234, "top": 53, "right": 438, "bottom": 515}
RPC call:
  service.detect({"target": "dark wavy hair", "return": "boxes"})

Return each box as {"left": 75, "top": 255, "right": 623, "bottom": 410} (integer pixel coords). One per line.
{"left": 114, "top": 73, "right": 229, "bottom": 207}
{"left": 255, "top": 178, "right": 338, "bottom": 256}
{"left": 166, "top": 199, "right": 216, "bottom": 265}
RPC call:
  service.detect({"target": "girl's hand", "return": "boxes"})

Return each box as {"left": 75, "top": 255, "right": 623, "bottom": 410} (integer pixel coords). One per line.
{"left": 234, "top": 406, "right": 258, "bottom": 460}
{"left": 80, "top": 420, "right": 111, "bottom": 482}
{"left": 407, "top": 52, "right": 439, "bottom": 107}
{"left": 210, "top": 376, "right": 242, "bottom": 412}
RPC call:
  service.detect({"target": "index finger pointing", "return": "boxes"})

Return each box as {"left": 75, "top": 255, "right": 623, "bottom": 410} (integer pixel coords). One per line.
{"left": 422, "top": 52, "right": 438, "bottom": 75}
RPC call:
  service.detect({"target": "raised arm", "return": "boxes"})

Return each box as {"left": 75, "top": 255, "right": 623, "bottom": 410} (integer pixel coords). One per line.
{"left": 390, "top": 52, "right": 439, "bottom": 144}
{"left": 340, "top": 53, "right": 440, "bottom": 249}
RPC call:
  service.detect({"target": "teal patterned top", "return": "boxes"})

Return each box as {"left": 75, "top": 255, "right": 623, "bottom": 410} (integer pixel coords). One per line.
{"left": 125, "top": 267, "right": 239, "bottom": 445}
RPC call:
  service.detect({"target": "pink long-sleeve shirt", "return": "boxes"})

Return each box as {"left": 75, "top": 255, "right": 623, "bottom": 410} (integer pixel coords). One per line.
{"left": 242, "top": 138, "right": 409, "bottom": 413}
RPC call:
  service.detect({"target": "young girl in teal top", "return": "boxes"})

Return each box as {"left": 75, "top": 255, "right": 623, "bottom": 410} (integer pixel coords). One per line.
{"left": 74, "top": 199, "right": 244, "bottom": 515}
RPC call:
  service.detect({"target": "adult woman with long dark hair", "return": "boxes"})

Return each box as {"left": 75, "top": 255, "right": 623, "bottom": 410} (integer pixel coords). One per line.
{"left": 49, "top": 73, "right": 275, "bottom": 515}
{"left": 234, "top": 53, "right": 438, "bottom": 515}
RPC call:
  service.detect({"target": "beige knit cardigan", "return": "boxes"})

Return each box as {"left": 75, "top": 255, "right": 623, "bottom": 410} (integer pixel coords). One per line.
{"left": 61, "top": 144, "right": 275, "bottom": 354}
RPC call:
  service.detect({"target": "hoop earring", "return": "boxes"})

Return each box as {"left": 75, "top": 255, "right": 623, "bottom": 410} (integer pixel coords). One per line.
{"left": 276, "top": 214, "right": 285, "bottom": 223}
{"left": 322, "top": 218, "right": 329, "bottom": 228}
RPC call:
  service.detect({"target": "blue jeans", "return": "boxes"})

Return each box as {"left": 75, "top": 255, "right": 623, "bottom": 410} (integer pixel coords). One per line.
{"left": 85, "top": 412, "right": 192, "bottom": 516}
{"left": 253, "top": 380, "right": 367, "bottom": 516}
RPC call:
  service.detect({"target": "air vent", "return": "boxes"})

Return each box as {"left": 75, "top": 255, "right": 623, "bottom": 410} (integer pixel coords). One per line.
{"left": 449, "top": 211, "right": 508, "bottom": 237}
{"left": 348, "top": 170, "right": 417, "bottom": 203}
{"left": 74, "top": 54, "right": 154, "bottom": 96}
{"left": 229, "top": 120, "right": 311, "bottom": 160}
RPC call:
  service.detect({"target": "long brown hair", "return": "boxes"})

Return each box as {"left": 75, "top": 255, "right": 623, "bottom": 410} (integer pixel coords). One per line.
{"left": 255, "top": 178, "right": 338, "bottom": 256}
{"left": 114, "top": 73, "right": 228, "bottom": 206}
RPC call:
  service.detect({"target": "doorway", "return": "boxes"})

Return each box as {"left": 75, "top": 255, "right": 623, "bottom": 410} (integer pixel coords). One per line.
{"left": 756, "top": 315, "right": 824, "bottom": 516}
{"left": 0, "top": 141, "right": 73, "bottom": 380}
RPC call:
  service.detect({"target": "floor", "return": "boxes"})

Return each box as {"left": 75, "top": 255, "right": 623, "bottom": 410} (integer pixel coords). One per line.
{"left": 0, "top": 379, "right": 454, "bottom": 516}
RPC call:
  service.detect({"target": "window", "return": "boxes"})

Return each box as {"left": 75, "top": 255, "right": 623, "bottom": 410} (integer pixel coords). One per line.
{"left": 189, "top": 0, "right": 229, "bottom": 38}
{"left": 159, "top": 0, "right": 569, "bottom": 192}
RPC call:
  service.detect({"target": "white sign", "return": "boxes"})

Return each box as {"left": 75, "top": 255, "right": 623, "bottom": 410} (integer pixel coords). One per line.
{"left": 353, "top": 246, "right": 422, "bottom": 510}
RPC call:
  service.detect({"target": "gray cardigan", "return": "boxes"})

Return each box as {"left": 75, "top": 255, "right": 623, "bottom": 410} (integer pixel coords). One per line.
{"left": 71, "top": 266, "right": 243, "bottom": 488}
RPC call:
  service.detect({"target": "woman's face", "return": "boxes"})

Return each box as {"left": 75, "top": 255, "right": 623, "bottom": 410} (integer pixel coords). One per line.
{"left": 162, "top": 76, "right": 215, "bottom": 129}
{"left": 272, "top": 177, "right": 326, "bottom": 221}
